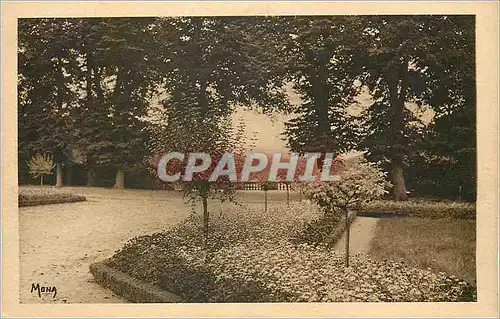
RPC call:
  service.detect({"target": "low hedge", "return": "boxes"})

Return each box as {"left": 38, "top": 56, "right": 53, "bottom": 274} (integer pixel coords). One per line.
{"left": 358, "top": 199, "right": 475, "bottom": 219}
{"left": 18, "top": 187, "right": 86, "bottom": 207}
{"left": 89, "top": 260, "right": 183, "bottom": 303}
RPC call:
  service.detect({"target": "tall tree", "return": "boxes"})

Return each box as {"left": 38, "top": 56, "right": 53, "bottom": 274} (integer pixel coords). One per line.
{"left": 151, "top": 16, "right": 288, "bottom": 248}
{"left": 18, "top": 18, "right": 81, "bottom": 186}
{"left": 354, "top": 15, "right": 475, "bottom": 200}
{"left": 409, "top": 15, "right": 476, "bottom": 201}
{"left": 276, "top": 17, "right": 361, "bottom": 155}
{"left": 75, "top": 18, "right": 161, "bottom": 188}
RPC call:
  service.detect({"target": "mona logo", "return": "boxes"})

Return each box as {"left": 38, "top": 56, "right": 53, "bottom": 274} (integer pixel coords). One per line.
{"left": 31, "top": 283, "right": 57, "bottom": 298}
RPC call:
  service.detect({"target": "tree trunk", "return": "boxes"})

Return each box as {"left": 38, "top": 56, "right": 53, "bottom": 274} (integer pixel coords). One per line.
{"left": 286, "top": 184, "right": 290, "bottom": 207}
{"left": 202, "top": 197, "right": 209, "bottom": 248}
{"left": 387, "top": 69, "right": 409, "bottom": 202}
{"left": 40, "top": 175, "right": 43, "bottom": 186}
{"left": 114, "top": 168, "right": 125, "bottom": 189}
{"left": 66, "top": 162, "right": 73, "bottom": 186}
{"left": 344, "top": 207, "right": 350, "bottom": 267}
{"left": 56, "top": 162, "right": 64, "bottom": 187}
{"left": 392, "top": 164, "right": 408, "bottom": 201}
{"left": 264, "top": 190, "right": 268, "bottom": 213}
{"left": 87, "top": 169, "right": 96, "bottom": 186}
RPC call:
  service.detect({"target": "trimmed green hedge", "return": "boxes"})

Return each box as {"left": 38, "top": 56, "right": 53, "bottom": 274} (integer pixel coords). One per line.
{"left": 89, "top": 260, "right": 183, "bottom": 303}
{"left": 19, "top": 187, "right": 86, "bottom": 207}
{"left": 358, "top": 199, "right": 475, "bottom": 219}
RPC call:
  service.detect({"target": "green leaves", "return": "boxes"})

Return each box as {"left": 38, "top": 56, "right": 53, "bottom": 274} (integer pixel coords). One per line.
{"left": 18, "top": 19, "right": 81, "bottom": 163}
{"left": 18, "top": 16, "right": 475, "bottom": 197}
{"left": 270, "top": 17, "right": 360, "bottom": 155}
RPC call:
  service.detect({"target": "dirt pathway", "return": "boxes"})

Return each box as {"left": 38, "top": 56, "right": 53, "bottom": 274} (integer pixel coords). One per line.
{"left": 19, "top": 187, "right": 191, "bottom": 304}
{"left": 333, "top": 216, "right": 379, "bottom": 254}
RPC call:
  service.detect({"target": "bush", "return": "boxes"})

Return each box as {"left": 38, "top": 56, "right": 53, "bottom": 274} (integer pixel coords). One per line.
{"left": 26, "top": 153, "right": 55, "bottom": 185}
{"left": 292, "top": 215, "right": 339, "bottom": 246}
{"left": 18, "top": 187, "right": 86, "bottom": 207}
{"left": 358, "top": 199, "right": 476, "bottom": 219}
{"left": 302, "top": 157, "right": 390, "bottom": 216}
{"left": 108, "top": 201, "right": 475, "bottom": 302}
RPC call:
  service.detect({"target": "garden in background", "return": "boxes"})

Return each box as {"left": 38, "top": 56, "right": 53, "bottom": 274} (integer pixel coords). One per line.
{"left": 18, "top": 15, "right": 477, "bottom": 303}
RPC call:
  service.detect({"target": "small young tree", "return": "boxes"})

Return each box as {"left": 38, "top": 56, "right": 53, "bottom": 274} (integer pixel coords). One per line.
{"left": 303, "top": 156, "right": 390, "bottom": 266}
{"left": 273, "top": 156, "right": 307, "bottom": 207}
{"left": 260, "top": 180, "right": 271, "bottom": 213}
{"left": 151, "top": 112, "right": 247, "bottom": 250}
{"left": 27, "top": 153, "right": 55, "bottom": 186}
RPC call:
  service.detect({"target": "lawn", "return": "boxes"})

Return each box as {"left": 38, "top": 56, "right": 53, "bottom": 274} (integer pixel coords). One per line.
{"left": 368, "top": 217, "right": 476, "bottom": 284}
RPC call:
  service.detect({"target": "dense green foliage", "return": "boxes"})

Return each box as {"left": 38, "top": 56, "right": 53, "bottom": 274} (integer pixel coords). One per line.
{"left": 18, "top": 187, "right": 86, "bottom": 207}
{"left": 358, "top": 199, "right": 476, "bottom": 219}
{"left": 18, "top": 16, "right": 475, "bottom": 201}
{"left": 274, "top": 16, "right": 476, "bottom": 201}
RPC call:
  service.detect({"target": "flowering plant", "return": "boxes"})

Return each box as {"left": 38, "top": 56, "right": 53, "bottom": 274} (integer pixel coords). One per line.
{"left": 303, "top": 156, "right": 391, "bottom": 215}
{"left": 301, "top": 155, "right": 391, "bottom": 266}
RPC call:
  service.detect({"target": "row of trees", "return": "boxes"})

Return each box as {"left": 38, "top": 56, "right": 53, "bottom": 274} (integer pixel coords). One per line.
{"left": 277, "top": 16, "right": 475, "bottom": 200}
{"left": 18, "top": 16, "right": 476, "bottom": 200}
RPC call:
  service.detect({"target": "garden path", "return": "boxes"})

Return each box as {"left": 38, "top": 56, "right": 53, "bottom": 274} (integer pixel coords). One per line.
{"left": 332, "top": 216, "right": 379, "bottom": 254}
{"left": 19, "top": 187, "right": 192, "bottom": 304}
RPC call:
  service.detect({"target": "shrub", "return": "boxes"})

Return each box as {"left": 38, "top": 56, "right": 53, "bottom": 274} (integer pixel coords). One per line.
{"left": 302, "top": 156, "right": 390, "bottom": 216}
{"left": 358, "top": 199, "right": 476, "bottom": 219}
{"left": 292, "top": 215, "right": 338, "bottom": 246}
{"left": 18, "top": 187, "right": 86, "bottom": 207}
{"left": 302, "top": 156, "right": 390, "bottom": 266}
{"left": 27, "top": 153, "right": 55, "bottom": 186}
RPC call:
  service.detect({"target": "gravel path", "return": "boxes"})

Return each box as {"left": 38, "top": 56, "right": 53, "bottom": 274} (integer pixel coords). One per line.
{"left": 19, "top": 187, "right": 193, "bottom": 304}
{"left": 333, "top": 216, "right": 379, "bottom": 254}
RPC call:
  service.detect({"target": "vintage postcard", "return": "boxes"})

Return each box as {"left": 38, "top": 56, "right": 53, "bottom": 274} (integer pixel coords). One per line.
{"left": 1, "top": 1, "right": 498, "bottom": 318}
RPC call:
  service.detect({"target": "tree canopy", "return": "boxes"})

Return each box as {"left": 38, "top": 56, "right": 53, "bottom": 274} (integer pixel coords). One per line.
{"left": 18, "top": 15, "right": 476, "bottom": 201}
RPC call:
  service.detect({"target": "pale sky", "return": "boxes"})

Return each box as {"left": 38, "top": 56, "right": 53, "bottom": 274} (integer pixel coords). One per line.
{"left": 231, "top": 108, "right": 291, "bottom": 153}
{"left": 231, "top": 87, "right": 435, "bottom": 154}
{"left": 149, "top": 86, "right": 435, "bottom": 154}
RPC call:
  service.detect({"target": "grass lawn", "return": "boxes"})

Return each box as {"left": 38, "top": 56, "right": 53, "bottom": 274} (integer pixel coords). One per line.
{"left": 368, "top": 217, "right": 476, "bottom": 284}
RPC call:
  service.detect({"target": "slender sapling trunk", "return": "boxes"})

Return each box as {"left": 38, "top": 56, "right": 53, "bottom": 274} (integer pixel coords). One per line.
{"left": 202, "top": 196, "right": 209, "bottom": 248}
{"left": 286, "top": 184, "right": 290, "bottom": 207}
{"left": 344, "top": 207, "right": 350, "bottom": 267}
{"left": 265, "top": 189, "right": 268, "bottom": 213}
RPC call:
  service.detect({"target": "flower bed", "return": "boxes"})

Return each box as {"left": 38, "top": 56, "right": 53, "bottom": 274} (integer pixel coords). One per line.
{"left": 358, "top": 199, "right": 475, "bottom": 219}
{"left": 106, "top": 202, "right": 476, "bottom": 302}
{"left": 19, "top": 187, "right": 86, "bottom": 207}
